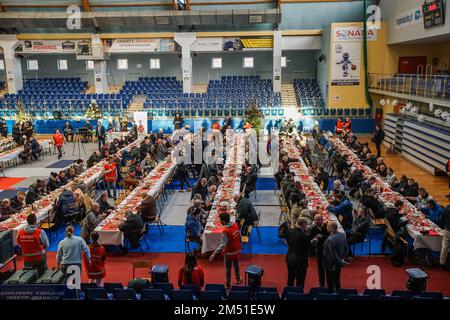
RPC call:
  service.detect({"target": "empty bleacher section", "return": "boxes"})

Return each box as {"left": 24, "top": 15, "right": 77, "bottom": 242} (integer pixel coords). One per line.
{"left": 369, "top": 73, "right": 450, "bottom": 100}
{"left": 0, "top": 78, "right": 128, "bottom": 116}
{"left": 294, "top": 79, "right": 325, "bottom": 109}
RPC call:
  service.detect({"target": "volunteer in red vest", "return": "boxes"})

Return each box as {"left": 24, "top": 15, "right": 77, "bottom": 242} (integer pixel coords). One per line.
{"left": 446, "top": 158, "right": 450, "bottom": 199}
{"left": 344, "top": 117, "right": 352, "bottom": 133}
{"left": 103, "top": 156, "right": 118, "bottom": 199}
{"left": 209, "top": 213, "right": 242, "bottom": 289}
{"left": 83, "top": 231, "right": 107, "bottom": 287}
{"left": 335, "top": 117, "right": 344, "bottom": 135}
{"left": 16, "top": 213, "right": 49, "bottom": 275}
{"left": 53, "top": 129, "right": 65, "bottom": 160}
{"left": 211, "top": 121, "right": 220, "bottom": 131}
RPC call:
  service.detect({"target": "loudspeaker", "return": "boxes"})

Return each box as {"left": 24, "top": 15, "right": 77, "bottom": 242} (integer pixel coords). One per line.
{"left": 406, "top": 268, "right": 428, "bottom": 293}
{"left": 151, "top": 264, "right": 169, "bottom": 283}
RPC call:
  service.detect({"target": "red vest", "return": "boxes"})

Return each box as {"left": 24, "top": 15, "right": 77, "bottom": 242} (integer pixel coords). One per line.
{"left": 336, "top": 119, "right": 344, "bottom": 133}
{"left": 103, "top": 163, "right": 117, "bottom": 182}
{"left": 84, "top": 244, "right": 106, "bottom": 279}
{"left": 211, "top": 122, "right": 220, "bottom": 130}
{"left": 17, "top": 228, "right": 45, "bottom": 262}
{"left": 222, "top": 223, "right": 242, "bottom": 260}
{"left": 344, "top": 120, "right": 352, "bottom": 132}
{"left": 53, "top": 134, "right": 64, "bottom": 147}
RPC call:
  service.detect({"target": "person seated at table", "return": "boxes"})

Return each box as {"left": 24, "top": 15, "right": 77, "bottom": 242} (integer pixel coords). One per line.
{"left": 66, "top": 167, "right": 77, "bottom": 181}
{"left": 98, "top": 192, "right": 115, "bottom": 215}
{"left": 18, "top": 138, "right": 33, "bottom": 163}
{"left": 185, "top": 201, "right": 206, "bottom": 256}
{"left": 377, "top": 163, "right": 388, "bottom": 178}
{"left": 30, "top": 137, "right": 42, "bottom": 161}
{"left": 58, "top": 170, "right": 68, "bottom": 186}
{"left": 346, "top": 208, "right": 371, "bottom": 261}
{"left": 62, "top": 122, "right": 74, "bottom": 142}
{"left": 141, "top": 153, "right": 157, "bottom": 174}
{"left": 335, "top": 154, "right": 350, "bottom": 178}
{"left": 382, "top": 200, "right": 409, "bottom": 253}
{"left": 346, "top": 169, "right": 364, "bottom": 197}
{"left": 203, "top": 185, "right": 217, "bottom": 212}
{"left": 315, "top": 167, "right": 330, "bottom": 192}
{"left": 119, "top": 211, "right": 145, "bottom": 251}
{"left": 73, "top": 184, "right": 94, "bottom": 217}
{"left": 331, "top": 179, "right": 345, "bottom": 195}
{"left": 287, "top": 181, "right": 305, "bottom": 207}
{"left": 25, "top": 179, "right": 47, "bottom": 205}
{"left": 360, "top": 176, "right": 377, "bottom": 195}
{"left": 363, "top": 153, "right": 377, "bottom": 170}
{"left": 401, "top": 178, "right": 419, "bottom": 203}
{"left": 73, "top": 159, "right": 85, "bottom": 175}
{"left": 241, "top": 165, "right": 258, "bottom": 199}
{"left": 124, "top": 169, "right": 140, "bottom": 192}
{"left": 55, "top": 188, "right": 79, "bottom": 225}
{"left": 290, "top": 198, "right": 312, "bottom": 228}
{"left": 137, "top": 193, "right": 157, "bottom": 223}
{"left": 415, "top": 187, "right": 433, "bottom": 210}
{"left": 281, "top": 174, "right": 296, "bottom": 199}
{"left": 357, "top": 145, "right": 370, "bottom": 160}
{"left": 87, "top": 150, "right": 102, "bottom": 168}
{"left": 420, "top": 199, "right": 443, "bottom": 226}
{"left": 80, "top": 203, "right": 107, "bottom": 242}
{"left": 384, "top": 167, "right": 396, "bottom": 186}
{"left": 178, "top": 252, "right": 205, "bottom": 288}
{"left": 391, "top": 174, "right": 408, "bottom": 192}
{"left": 47, "top": 172, "right": 61, "bottom": 192}
{"left": 328, "top": 193, "right": 353, "bottom": 230}
{"left": 361, "top": 187, "right": 384, "bottom": 219}
{"left": 190, "top": 178, "right": 208, "bottom": 201}
{"left": 0, "top": 199, "right": 16, "bottom": 221}
{"left": 233, "top": 194, "right": 258, "bottom": 234}
{"left": 274, "top": 164, "right": 290, "bottom": 190}
{"left": 375, "top": 157, "right": 385, "bottom": 171}
{"left": 10, "top": 191, "right": 26, "bottom": 212}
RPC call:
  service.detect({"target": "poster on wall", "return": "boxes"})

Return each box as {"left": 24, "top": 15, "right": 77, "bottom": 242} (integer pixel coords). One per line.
{"left": 222, "top": 37, "right": 273, "bottom": 51}
{"left": 133, "top": 112, "right": 148, "bottom": 136}
{"left": 395, "top": 6, "right": 423, "bottom": 29}
{"left": 15, "top": 40, "right": 89, "bottom": 54}
{"left": 191, "top": 38, "right": 223, "bottom": 52}
{"left": 331, "top": 41, "right": 361, "bottom": 86}
{"left": 103, "top": 38, "right": 176, "bottom": 53}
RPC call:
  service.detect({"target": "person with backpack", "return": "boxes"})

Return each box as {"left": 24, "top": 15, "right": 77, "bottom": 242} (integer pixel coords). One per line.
{"left": 177, "top": 252, "right": 205, "bottom": 288}
{"left": 83, "top": 232, "right": 107, "bottom": 287}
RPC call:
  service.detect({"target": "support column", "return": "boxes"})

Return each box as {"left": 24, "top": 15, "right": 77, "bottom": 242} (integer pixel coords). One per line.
{"left": 174, "top": 33, "right": 196, "bottom": 94}
{"left": 273, "top": 31, "right": 282, "bottom": 93}
{"left": 0, "top": 35, "right": 23, "bottom": 94}
{"left": 94, "top": 61, "right": 108, "bottom": 93}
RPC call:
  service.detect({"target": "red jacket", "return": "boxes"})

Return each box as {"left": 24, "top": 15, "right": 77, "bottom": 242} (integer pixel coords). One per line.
{"left": 222, "top": 223, "right": 242, "bottom": 260}
{"left": 335, "top": 119, "right": 344, "bottom": 134}
{"left": 344, "top": 120, "right": 352, "bottom": 132}
{"left": 177, "top": 266, "right": 205, "bottom": 288}
{"left": 53, "top": 133, "right": 64, "bottom": 147}
{"left": 103, "top": 162, "right": 117, "bottom": 182}
{"left": 211, "top": 122, "right": 220, "bottom": 130}
{"left": 84, "top": 244, "right": 106, "bottom": 279}
{"left": 17, "top": 228, "right": 45, "bottom": 262}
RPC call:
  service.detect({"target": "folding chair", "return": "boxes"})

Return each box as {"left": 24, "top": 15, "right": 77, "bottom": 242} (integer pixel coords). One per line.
{"left": 131, "top": 260, "right": 152, "bottom": 281}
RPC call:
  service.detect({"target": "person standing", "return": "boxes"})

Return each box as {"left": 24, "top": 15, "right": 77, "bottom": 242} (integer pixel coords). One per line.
{"left": 209, "top": 213, "right": 242, "bottom": 289}
{"left": 103, "top": 156, "right": 118, "bottom": 199}
{"left": 173, "top": 113, "right": 184, "bottom": 130}
{"left": 322, "top": 222, "right": 347, "bottom": 291}
{"left": 83, "top": 232, "right": 107, "bottom": 287}
{"left": 309, "top": 214, "right": 329, "bottom": 287}
{"left": 57, "top": 225, "right": 91, "bottom": 274}
{"left": 96, "top": 121, "right": 106, "bottom": 150}
{"left": 335, "top": 117, "right": 344, "bottom": 135}
{"left": 53, "top": 129, "right": 64, "bottom": 160}
{"left": 285, "top": 218, "right": 310, "bottom": 287}
{"left": 439, "top": 206, "right": 450, "bottom": 268}
{"left": 372, "top": 125, "right": 385, "bottom": 158}
{"left": 0, "top": 118, "right": 7, "bottom": 138}
{"left": 16, "top": 214, "right": 49, "bottom": 275}
{"left": 344, "top": 118, "right": 352, "bottom": 133}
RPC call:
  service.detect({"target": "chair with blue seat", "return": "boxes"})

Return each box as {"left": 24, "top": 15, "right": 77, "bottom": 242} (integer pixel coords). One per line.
{"left": 410, "top": 296, "right": 435, "bottom": 301}
{"left": 379, "top": 295, "right": 405, "bottom": 301}
{"left": 351, "top": 108, "right": 357, "bottom": 116}
{"left": 337, "top": 108, "right": 343, "bottom": 116}
{"left": 153, "top": 282, "right": 175, "bottom": 297}
{"left": 337, "top": 288, "right": 359, "bottom": 298}
{"left": 258, "top": 291, "right": 280, "bottom": 300}
{"left": 205, "top": 284, "right": 227, "bottom": 299}
{"left": 391, "top": 290, "right": 415, "bottom": 299}
{"left": 180, "top": 284, "right": 201, "bottom": 298}
{"left": 85, "top": 288, "right": 109, "bottom": 301}
{"left": 104, "top": 283, "right": 124, "bottom": 294}
{"left": 324, "top": 108, "right": 330, "bottom": 116}
{"left": 81, "top": 283, "right": 99, "bottom": 294}
{"left": 316, "top": 293, "right": 343, "bottom": 301}
{"left": 228, "top": 290, "right": 252, "bottom": 300}
{"left": 309, "top": 287, "right": 332, "bottom": 298}
{"left": 286, "top": 293, "right": 312, "bottom": 301}
{"left": 363, "top": 288, "right": 386, "bottom": 299}
{"left": 330, "top": 109, "right": 337, "bottom": 116}
{"left": 113, "top": 288, "right": 137, "bottom": 300}
{"left": 418, "top": 291, "right": 443, "bottom": 300}
{"left": 281, "top": 286, "right": 304, "bottom": 300}
{"left": 231, "top": 285, "right": 251, "bottom": 292}
{"left": 170, "top": 289, "right": 194, "bottom": 301}
{"left": 347, "top": 294, "right": 370, "bottom": 300}
{"left": 141, "top": 289, "right": 165, "bottom": 300}
{"left": 200, "top": 290, "right": 223, "bottom": 301}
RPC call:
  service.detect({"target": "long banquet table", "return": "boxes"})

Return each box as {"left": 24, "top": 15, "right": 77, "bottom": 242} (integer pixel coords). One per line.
{"left": 328, "top": 136, "right": 443, "bottom": 251}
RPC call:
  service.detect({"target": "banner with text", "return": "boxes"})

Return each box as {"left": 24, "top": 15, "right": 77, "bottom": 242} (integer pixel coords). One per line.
{"left": 103, "top": 38, "right": 176, "bottom": 53}
{"left": 16, "top": 40, "right": 90, "bottom": 54}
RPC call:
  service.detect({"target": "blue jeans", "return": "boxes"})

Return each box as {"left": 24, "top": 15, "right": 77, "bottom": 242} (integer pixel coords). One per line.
{"left": 106, "top": 181, "right": 117, "bottom": 198}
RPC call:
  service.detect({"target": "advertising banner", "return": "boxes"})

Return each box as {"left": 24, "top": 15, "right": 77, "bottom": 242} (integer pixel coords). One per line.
{"left": 223, "top": 37, "right": 273, "bottom": 51}
{"left": 395, "top": 6, "right": 423, "bottom": 29}
{"left": 15, "top": 40, "right": 89, "bottom": 54}
{"left": 103, "top": 38, "right": 176, "bottom": 53}
{"left": 191, "top": 38, "right": 223, "bottom": 52}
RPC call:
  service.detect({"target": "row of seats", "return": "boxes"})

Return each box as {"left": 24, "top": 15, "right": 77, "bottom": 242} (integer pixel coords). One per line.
{"left": 302, "top": 107, "right": 372, "bottom": 117}
{"left": 78, "top": 282, "right": 448, "bottom": 301}
{"left": 294, "top": 79, "right": 325, "bottom": 109}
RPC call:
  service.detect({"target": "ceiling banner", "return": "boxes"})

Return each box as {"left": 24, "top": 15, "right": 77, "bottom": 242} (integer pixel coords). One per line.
{"left": 15, "top": 40, "right": 88, "bottom": 54}
{"left": 102, "top": 38, "right": 176, "bottom": 53}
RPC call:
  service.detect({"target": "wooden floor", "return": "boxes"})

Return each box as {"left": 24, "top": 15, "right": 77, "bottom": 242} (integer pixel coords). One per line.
{"left": 358, "top": 136, "right": 450, "bottom": 207}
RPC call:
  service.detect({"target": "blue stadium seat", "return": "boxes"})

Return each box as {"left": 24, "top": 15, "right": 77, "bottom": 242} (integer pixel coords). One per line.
{"left": 141, "top": 289, "right": 165, "bottom": 300}
{"left": 228, "top": 291, "right": 252, "bottom": 300}
{"left": 170, "top": 289, "right": 194, "bottom": 301}
{"left": 85, "top": 288, "right": 109, "bottom": 301}
{"left": 205, "top": 284, "right": 227, "bottom": 299}
{"left": 316, "top": 293, "right": 343, "bottom": 301}
{"left": 346, "top": 294, "right": 370, "bottom": 301}
{"left": 104, "top": 283, "right": 124, "bottom": 294}
{"left": 258, "top": 292, "right": 280, "bottom": 300}
{"left": 113, "top": 288, "right": 137, "bottom": 300}
{"left": 200, "top": 290, "right": 223, "bottom": 301}
{"left": 281, "top": 286, "right": 304, "bottom": 300}
{"left": 286, "top": 293, "right": 312, "bottom": 301}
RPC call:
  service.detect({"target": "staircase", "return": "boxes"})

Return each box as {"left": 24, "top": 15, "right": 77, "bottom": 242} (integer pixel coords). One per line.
{"left": 192, "top": 83, "right": 208, "bottom": 94}
{"left": 128, "top": 95, "right": 146, "bottom": 113}
{"left": 281, "top": 83, "right": 298, "bottom": 108}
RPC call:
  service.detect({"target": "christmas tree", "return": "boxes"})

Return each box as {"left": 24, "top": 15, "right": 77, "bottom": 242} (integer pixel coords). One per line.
{"left": 85, "top": 99, "right": 103, "bottom": 120}
{"left": 245, "top": 99, "right": 264, "bottom": 134}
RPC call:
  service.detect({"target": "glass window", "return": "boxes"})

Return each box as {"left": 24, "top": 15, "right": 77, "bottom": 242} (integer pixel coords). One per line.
{"left": 86, "top": 60, "right": 95, "bottom": 70}
{"left": 27, "top": 59, "right": 39, "bottom": 71}
{"left": 57, "top": 59, "right": 68, "bottom": 70}
{"left": 117, "top": 59, "right": 128, "bottom": 70}
{"left": 211, "top": 58, "right": 222, "bottom": 69}
{"left": 281, "top": 56, "right": 287, "bottom": 68}
{"left": 0, "top": 59, "right": 4, "bottom": 70}
{"left": 243, "top": 57, "right": 254, "bottom": 68}
{"left": 150, "top": 58, "right": 160, "bottom": 69}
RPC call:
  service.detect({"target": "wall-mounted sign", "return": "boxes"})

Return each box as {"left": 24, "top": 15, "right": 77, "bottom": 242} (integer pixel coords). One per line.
{"left": 395, "top": 6, "right": 423, "bottom": 29}
{"left": 102, "top": 38, "right": 176, "bottom": 53}
{"left": 15, "top": 40, "right": 89, "bottom": 54}
{"left": 191, "top": 38, "right": 223, "bottom": 52}
{"left": 333, "top": 26, "right": 377, "bottom": 42}
{"left": 223, "top": 37, "right": 273, "bottom": 51}
{"left": 423, "top": 0, "right": 445, "bottom": 29}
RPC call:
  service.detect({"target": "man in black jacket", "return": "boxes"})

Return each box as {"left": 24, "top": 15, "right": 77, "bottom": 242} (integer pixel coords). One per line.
{"left": 87, "top": 150, "right": 102, "bottom": 168}
{"left": 361, "top": 188, "right": 385, "bottom": 219}
{"left": 382, "top": 200, "right": 409, "bottom": 252}
{"left": 241, "top": 165, "right": 257, "bottom": 198}
{"left": 322, "top": 222, "right": 347, "bottom": 291}
{"left": 190, "top": 178, "right": 208, "bottom": 201}
{"left": 439, "top": 206, "right": 450, "bottom": 268}
{"left": 119, "top": 211, "right": 144, "bottom": 249}
{"left": 346, "top": 208, "right": 371, "bottom": 260}
{"left": 95, "top": 121, "right": 106, "bottom": 150}
{"left": 286, "top": 218, "right": 309, "bottom": 287}
{"left": 309, "top": 214, "right": 329, "bottom": 287}
{"left": 233, "top": 194, "right": 258, "bottom": 233}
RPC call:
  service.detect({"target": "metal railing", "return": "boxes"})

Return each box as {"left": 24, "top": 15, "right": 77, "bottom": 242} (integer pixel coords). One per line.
{"left": 368, "top": 73, "right": 450, "bottom": 100}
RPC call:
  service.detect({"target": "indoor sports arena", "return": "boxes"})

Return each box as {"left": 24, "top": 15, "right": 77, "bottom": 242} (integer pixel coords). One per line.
{"left": 0, "top": 0, "right": 449, "bottom": 307}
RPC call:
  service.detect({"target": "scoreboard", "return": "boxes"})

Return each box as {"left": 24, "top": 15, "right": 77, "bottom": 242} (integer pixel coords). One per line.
{"left": 423, "top": 0, "right": 445, "bottom": 28}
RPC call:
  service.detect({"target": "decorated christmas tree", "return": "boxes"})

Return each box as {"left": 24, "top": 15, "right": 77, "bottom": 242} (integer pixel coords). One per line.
{"left": 245, "top": 98, "right": 264, "bottom": 134}
{"left": 85, "top": 99, "right": 103, "bottom": 120}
